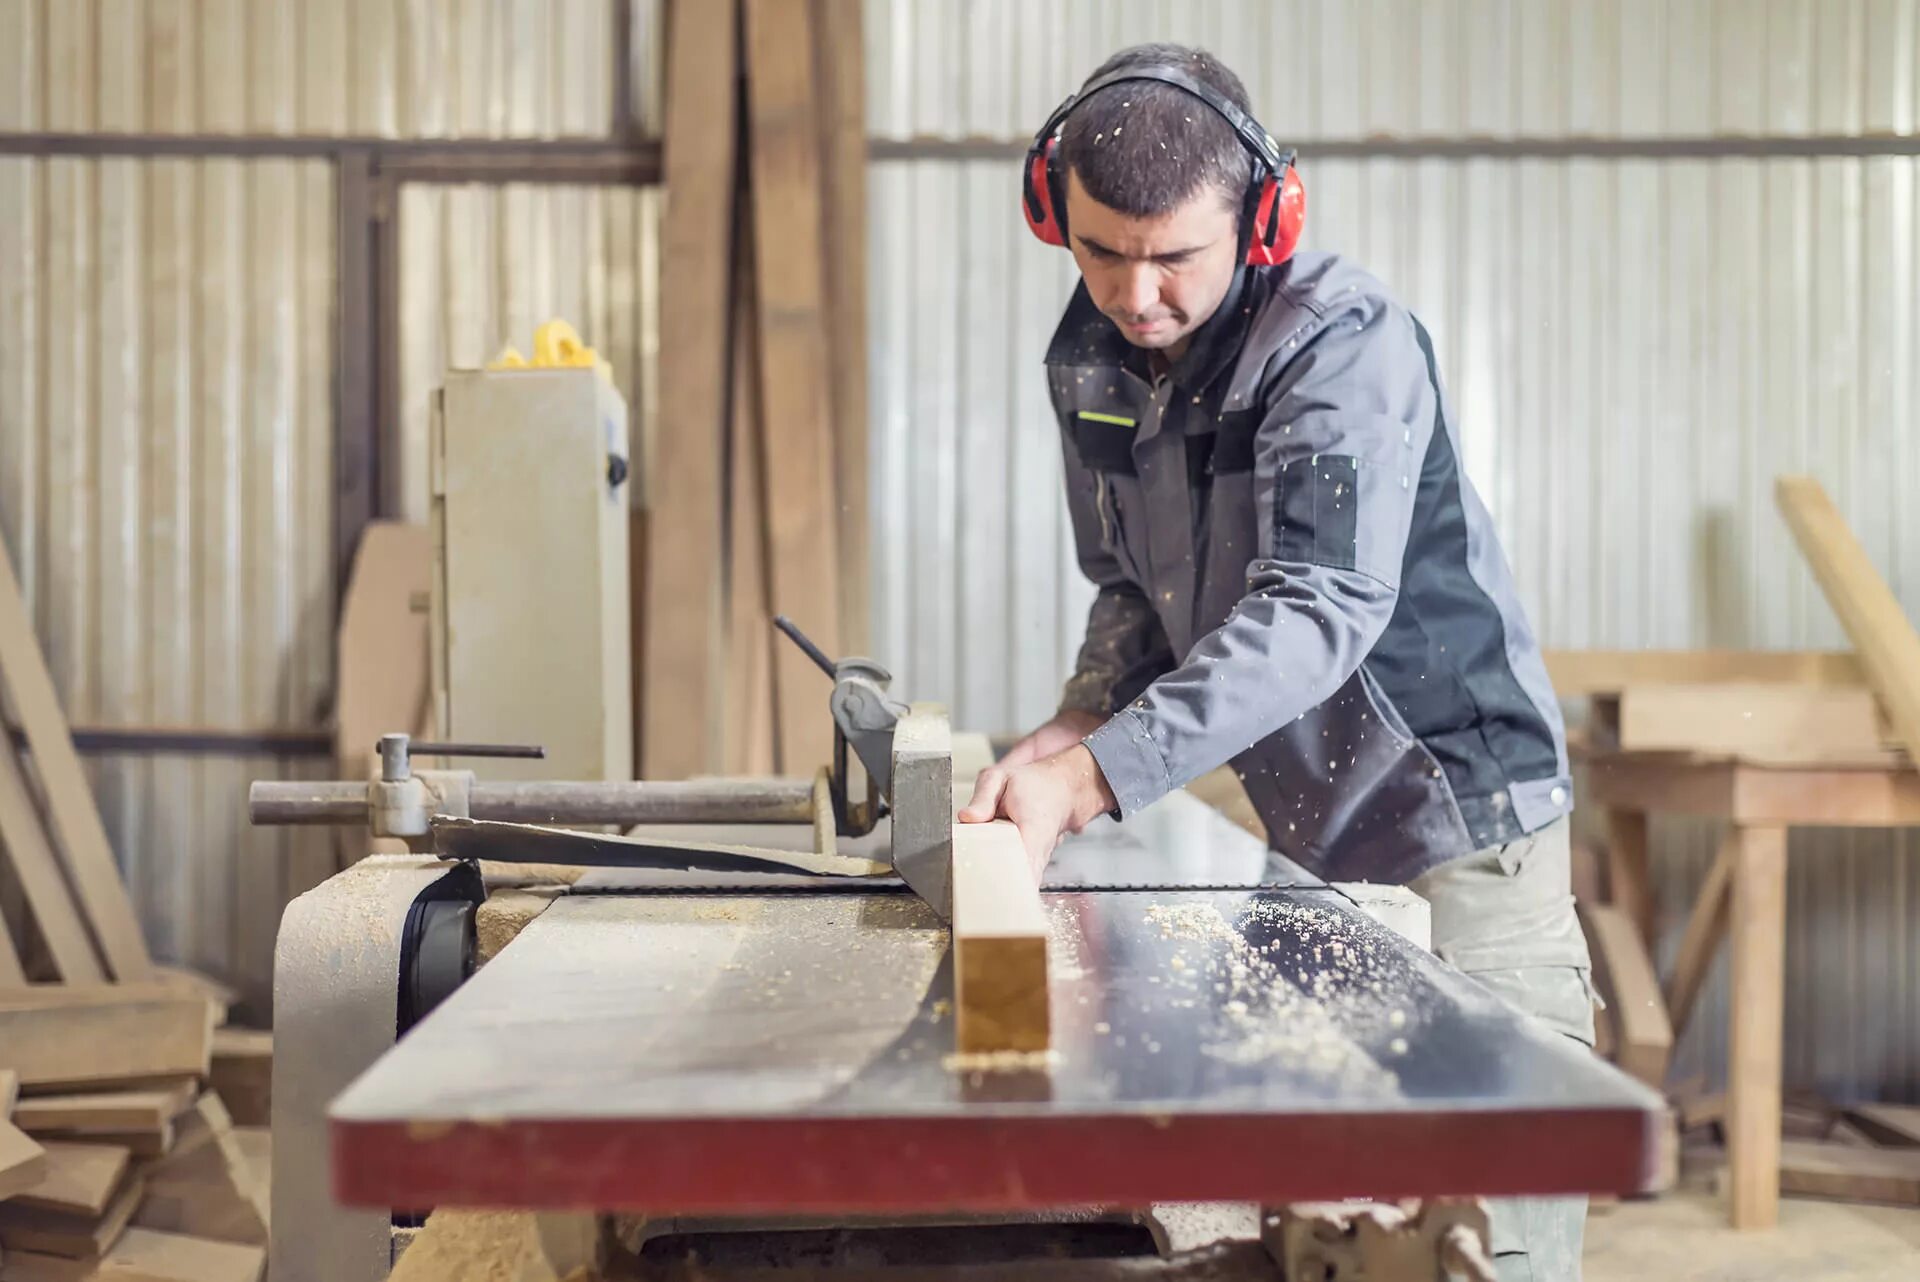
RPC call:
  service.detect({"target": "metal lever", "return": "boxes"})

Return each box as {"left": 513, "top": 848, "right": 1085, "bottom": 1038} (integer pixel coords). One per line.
{"left": 773, "top": 615, "right": 837, "bottom": 678}
{"left": 378, "top": 733, "right": 546, "bottom": 783}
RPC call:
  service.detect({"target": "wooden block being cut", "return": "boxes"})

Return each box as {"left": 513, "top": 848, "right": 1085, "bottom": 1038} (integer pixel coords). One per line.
{"left": 951, "top": 821, "right": 1051, "bottom": 1055}
{"left": 1846, "top": 1103, "right": 1920, "bottom": 1148}
{"left": 1578, "top": 903, "right": 1673, "bottom": 1088}
{"left": 1778, "top": 1139, "right": 1920, "bottom": 1205}
{"left": 12, "top": 1084, "right": 194, "bottom": 1137}
{"left": 7, "top": 1143, "right": 131, "bottom": 1216}
{"left": 0, "top": 1172, "right": 143, "bottom": 1259}
{"left": 0, "top": 1228, "right": 263, "bottom": 1282}
{"left": 205, "top": 1030, "right": 271, "bottom": 1129}
{"left": 0, "top": 987, "right": 211, "bottom": 1090}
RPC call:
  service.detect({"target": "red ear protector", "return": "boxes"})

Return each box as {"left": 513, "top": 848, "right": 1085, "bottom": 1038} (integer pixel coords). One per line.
{"left": 1021, "top": 65, "right": 1306, "bottom": 267}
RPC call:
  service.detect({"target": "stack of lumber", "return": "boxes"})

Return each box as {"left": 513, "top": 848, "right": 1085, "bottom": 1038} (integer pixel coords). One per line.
{"left": 0, "top": 538, "right": 269, "bottom": 1276}
{"left": 1678, "top": 1092, "right": 1920, "bottom": 1208}
{"left": 0, "top": 991, "right": 267, "bottom": 1278}
{"left": 640, "top": 0, "right": 867, "bottom": 782}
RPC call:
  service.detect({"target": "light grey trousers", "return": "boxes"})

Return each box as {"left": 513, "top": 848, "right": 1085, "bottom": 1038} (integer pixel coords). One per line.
{"left": 1410, "top": 816, "right": 1596, "bottom": 1282}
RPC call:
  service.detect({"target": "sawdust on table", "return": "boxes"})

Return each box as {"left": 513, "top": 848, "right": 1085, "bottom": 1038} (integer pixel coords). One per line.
{"left": 942, "top": 1048, "right": 1063, "bottom": 1074}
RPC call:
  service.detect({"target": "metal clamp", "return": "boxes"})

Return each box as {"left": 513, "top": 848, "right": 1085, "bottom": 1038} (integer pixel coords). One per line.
{"left": 369, "top": 734, "right": 547, "bottom": 847}
{"left": 774, "top": 616, "right": 907, "bottom": 836}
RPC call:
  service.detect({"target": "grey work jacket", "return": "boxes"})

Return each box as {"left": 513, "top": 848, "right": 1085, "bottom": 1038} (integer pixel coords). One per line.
{"left": 1054, "top": 252, "right": 1572, "bottom": 886}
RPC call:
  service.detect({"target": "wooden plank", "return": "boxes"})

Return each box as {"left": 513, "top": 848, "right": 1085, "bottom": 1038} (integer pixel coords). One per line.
{"left": 812, "top": 0, "right": 868, "bottom": 655}
{"left": 640, "top": 0, "right": 738, "bottom": 781}
{"left": 0, "top": 1228, "right": 264, "bottom": 1282}
{"left": 333, "top": 521, "right": 433, "bottom": 866}
{"left": 0, "top": 540, "right": 150, "bottom": 981}
{"left": 1727, "top": 824, "right": 1788, "bottom": 1229}
{"left": 1777, "top": 1139, "right": 1920, "bottom": 1205}
{"left": 1545, "top": 649, "right": 1865, "bottom": 696}
{"left": 1578, "top": 903, "right": 1672, "bottom": 1089}
{"left": 0, "top": 1116, "right": 47, "bottom": 1203}
{"left": 0, "top": 1175, "right": 142, "bottom": 1260}
{"left": 1846, "top": 1103, "right": 1920, "bottom": 1148}
{"left": 205, "top": 1029, "right": 271, "bottom": 1130}
{"left": 130, "top": 1096, "right": 266, "bottom": 1248}
{"left": 0, "top": 728, "right": 104, "bottom": 982}
{"left": 6, "top": 1143, "right": 130, "bottom": 1217}
{"left": 1663, "top": 830, "right": 1734, "bottom": 1040}
{"left": 1776, "top": 476, "right": 1920, "bottom": 774}
{"left": 0, "top": 900, "right": 23, "bottom": 985}
{"left": 26, "top": 1127, "right": 169, "bottom": 1162}
{"left": 1613, "top": 683, "right": 1894, "bottom": 757}
{"left": 743, "top": 0, "right": 842, "bottom": 776}
{"left": 1603, "top": 809, "right": 1655, "bottom": 945}
{"left": 149, "top": 967, "right": 234, "bottom": 1028}
{"left": 720, "top": 216, "right": 776, "bottom": 778}
{"left": 1581, "top": 749, "right": 1920, "bottom": 826}
{"left": 11, "top": 1085, "right": 192, "bottom": 1137}
{"left": 0, "top": 987, "right": 212, "bottom": 1090}
{"left": 951, "top": 820, "right": 1051, "bottom": 1055}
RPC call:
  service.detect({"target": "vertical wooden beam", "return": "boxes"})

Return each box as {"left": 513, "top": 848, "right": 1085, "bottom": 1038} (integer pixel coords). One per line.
{"left": 0, "top": 541, "right": 149, "bottom": 980}
{"left": 641, "top": 0, "right": 738, "bottom": 779}
{"left": 1727, "top": 823, "right": 1788, "bottom": 1230}
{"left": 721, "top": 211, "right": 776, "bottom": 777}
{"left": 812, "top": 0, "right": 868, "bottom": 654}
{"left": 953, "top": 820, "right": 1051, "bottom": 1054}
{"left": 1776, "top": 476, "right": 1920, "bottom": 771}
{"left": 742, "top": 0, "right": 841, "bottom": 775}
{"left": 333, "top": 149, "right": 380, "bottom": 600}
{"left": 1604, "top": 808, "right": 1655, "bottom": 946}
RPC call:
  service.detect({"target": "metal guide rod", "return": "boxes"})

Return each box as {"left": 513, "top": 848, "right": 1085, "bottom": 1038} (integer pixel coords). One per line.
{"left": 248, "top": 778, "right": 818, "bottom": 826}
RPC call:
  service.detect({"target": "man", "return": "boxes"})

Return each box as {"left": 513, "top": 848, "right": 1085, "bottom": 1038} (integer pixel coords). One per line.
{"left": 957, "top": 43, "right": 1594, "bottom": 1281}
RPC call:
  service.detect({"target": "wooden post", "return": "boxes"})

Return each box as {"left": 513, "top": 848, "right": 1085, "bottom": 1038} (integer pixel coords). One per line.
{"left": 1727, "top": 823, "right": 1788, "bottom": 1229}
{"left": 641, "top": 0, "right": 739, "bottom": 779}
{"left": 1604, "top": 808, "right": 1655, "bottom": 947}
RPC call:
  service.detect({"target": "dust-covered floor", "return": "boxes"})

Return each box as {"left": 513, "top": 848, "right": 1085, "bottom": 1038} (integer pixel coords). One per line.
{"left": 1585, "top": 1189, "right": 1920, "bottom": 1282}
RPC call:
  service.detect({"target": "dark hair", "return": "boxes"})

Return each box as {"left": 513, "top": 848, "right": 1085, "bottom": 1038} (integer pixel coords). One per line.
{"left": 1057, "top": 43, "right": 1254, "bottom": 220}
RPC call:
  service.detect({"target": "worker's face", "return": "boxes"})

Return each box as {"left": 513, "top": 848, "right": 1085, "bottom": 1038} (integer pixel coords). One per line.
{"left": 1064, "top": 170, "right": 1240, "bottom": 355}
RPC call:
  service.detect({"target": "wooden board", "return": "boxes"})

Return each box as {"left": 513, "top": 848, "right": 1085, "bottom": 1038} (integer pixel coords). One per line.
{"left": 0, "top": 901, "right": 24, "bottom": 985}
{"left": 951, "top": 820, "right": 1051, "bottom": 1055}
{"left": 0, "top": 1228, "right": 263, "bottom": 1282}
{"left": 1845, "top": 1103, "right": 1920, "bottom": 1148}
{"left": 1778, "top": 1139, "right": 1920, "bottom": 1205}
{"left": 812, "top": 0, "right": 868, "bottom": 655}
{"left": 330, "top": 520, "right": 433, "bottom": 872}
{"left": 1776, "top": 476, "right": 1920, "bottom": 776}
{"left": 0, "top": 730, "right": 104, "bottom": 982}
{"left": 0, "top": 1173, "right": 142, "bottom": 1259}
{"left": 720, "top": 215, "right": 776, "bottom": 778}
{"left": 640, "top": 0, "right": 739, "bottom": 781}
{"left": 0, "top": 540, "right": 150, "bottom": 980}
{"left": 6, "top": 1142, "right": 131, "bottom": 1217}
{"left": 205, "top": 1030, "right": 271, "bottom": 1130}
{"left": 1578, "top": 902, "right": 1672, "bottom": 1089}
{"left": 0, "top": 987, "right": 211, "bottom": 1090}
{"left": 1544, "top": 648, "right": 1865, "bottom": 696}
{"left": 10, "top": 1089, "right": 191, "bottom": 1141}
{"left": 1608, "top": 683, "right": 1894, "bottom": 757}
{"left": 130, "top": 1095, "right": 266, "bottom": 1248}
{"left": 0, "top": 1121, "right": 47, "bottom": 1202}
{"left": 743, "top": 0, "right": 842, "bottom": 776}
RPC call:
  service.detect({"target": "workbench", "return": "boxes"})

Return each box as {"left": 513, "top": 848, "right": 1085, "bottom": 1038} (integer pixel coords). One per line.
{"left": 328, "top": 798, "right": 1666, "bottom": 1219}
{"left": 1584, "top": 745, "right": 1920, "bottom": 1229}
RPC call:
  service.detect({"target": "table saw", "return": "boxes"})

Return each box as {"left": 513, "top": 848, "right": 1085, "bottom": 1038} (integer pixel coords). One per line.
{"left": 253, "top": 639, "right": 1665, "bottom": 1282}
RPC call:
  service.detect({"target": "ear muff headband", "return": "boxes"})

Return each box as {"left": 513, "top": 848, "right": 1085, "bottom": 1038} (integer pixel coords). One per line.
{"left": 1021, "top": 64, "right": 1306, "bottom": 267}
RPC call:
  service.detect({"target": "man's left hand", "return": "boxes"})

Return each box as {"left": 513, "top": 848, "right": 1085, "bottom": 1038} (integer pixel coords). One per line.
{"left": 957, "top": 744, "right": 1119, "bottom": 881}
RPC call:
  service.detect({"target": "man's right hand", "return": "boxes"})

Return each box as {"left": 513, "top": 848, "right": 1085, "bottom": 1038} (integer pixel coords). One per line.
{"left": 996, "top": 709, "right": 1105, "bottom": 770}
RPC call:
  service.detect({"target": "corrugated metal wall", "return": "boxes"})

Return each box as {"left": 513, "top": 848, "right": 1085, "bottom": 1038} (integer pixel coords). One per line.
{"left": 0, "top": 153, "right": 336, "bottom": 1003}
{"left": 0, "top": 0, "right": 662, "bottom": 1012}
{"left": 0, "top": 0, "right": 650, "bottom": 138}
{"left": 864, "top": 0, "right": 1920, "bottom": 1102}
{"left": 396, "top": 184, "right": 661, "bottom": 522}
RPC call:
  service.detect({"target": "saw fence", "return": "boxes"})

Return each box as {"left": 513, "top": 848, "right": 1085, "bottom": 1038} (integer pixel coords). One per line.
{"left": 639, "top": 0, "right": 869, "bottom": 784}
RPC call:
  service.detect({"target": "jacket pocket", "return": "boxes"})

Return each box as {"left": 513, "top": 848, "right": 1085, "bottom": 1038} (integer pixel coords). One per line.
{"left": 1095, "top": 469, "right": 1149, "bottom": 587}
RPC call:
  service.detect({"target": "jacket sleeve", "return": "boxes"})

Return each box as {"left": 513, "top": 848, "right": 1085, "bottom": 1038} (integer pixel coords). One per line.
{"left": 1052, "top": 376, "right": 1177, "bottom": 719}
{"left": 1082, "top": 303, "right": 1436, "bottom": 816}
